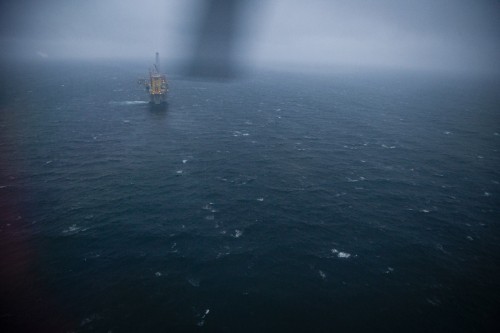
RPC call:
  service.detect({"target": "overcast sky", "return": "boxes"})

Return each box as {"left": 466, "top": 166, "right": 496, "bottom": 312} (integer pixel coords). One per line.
{"left": 1, "top": 0, "right": 499, "bottom": 74}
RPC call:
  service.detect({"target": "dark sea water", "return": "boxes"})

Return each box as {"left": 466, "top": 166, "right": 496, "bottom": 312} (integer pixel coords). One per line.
{"left": 1, "top": 61, "right": 499, "bottom": 332}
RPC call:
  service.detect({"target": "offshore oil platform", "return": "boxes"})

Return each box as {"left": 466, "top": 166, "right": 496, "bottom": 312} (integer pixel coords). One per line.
{"left": 138, "top": 52, "right": 168, "bottom": 104}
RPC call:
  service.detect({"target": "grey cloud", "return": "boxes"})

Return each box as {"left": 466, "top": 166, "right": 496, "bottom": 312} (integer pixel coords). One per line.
{"left": 1, "top": 0, "right": 499, "bottom": 74}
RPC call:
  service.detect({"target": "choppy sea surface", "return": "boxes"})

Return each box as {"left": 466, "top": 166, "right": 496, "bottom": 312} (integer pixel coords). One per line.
{"left": 1, "top": 61, "right": 499, "bottom": 332}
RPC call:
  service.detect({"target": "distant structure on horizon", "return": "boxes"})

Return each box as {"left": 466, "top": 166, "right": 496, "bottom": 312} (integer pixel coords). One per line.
{"left": 138, "top": 52, "right": 168, "bottom": 104}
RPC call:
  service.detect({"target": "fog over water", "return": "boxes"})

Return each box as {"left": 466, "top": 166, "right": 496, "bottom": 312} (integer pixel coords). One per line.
{"left": 0, "top": 0, "right": 499, "bottom": 73}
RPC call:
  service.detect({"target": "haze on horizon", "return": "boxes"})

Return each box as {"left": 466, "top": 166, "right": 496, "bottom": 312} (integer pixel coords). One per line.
{"left": 0, "top": 0, "right": 499, "bottom": 75}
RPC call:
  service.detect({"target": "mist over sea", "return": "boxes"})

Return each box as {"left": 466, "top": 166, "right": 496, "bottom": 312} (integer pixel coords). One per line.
{"left": 1, "top": 60, "right": 499, "bottom": 332}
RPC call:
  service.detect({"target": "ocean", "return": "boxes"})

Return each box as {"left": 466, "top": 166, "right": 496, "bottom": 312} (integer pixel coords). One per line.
{"left": 1, "top": 60, "right": 499, "bottom": 332}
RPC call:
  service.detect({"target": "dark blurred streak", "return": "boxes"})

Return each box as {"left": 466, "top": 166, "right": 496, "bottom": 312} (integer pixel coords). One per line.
{"left": 187, "top": 0, "right": 247, "bottom": 79}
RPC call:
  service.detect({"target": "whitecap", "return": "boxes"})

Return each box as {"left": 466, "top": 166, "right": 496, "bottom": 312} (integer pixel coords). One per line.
{"left": 257, "top": 197, "right": 264, "bottom": 202}
{"left": 216, "top": 250, "right": 230, "bottom": 258}
{"left": 318, "top": 270, "right": 327, "bottom": 280}
{"left": 176, "top": 170, "right": 183, "bottom": 175}
{"left": 205, "top": 215, "right": 215, "bottom": 220}
{"left": 484, "top": 192, "right": 491, "bottom": 197}
{"left": 420, "top": 209, "right": 430, "bottom": 213}
{"left": 444, "top": 131, "right": 452, "bottom": 135}
{"left": 337, "top": 252, "right": 351, "bottom": 258}
{"left": 197, "top": 309, "right": 210, "bottom": 327}
{"left": 62, "top": 224, "right": 85, "bottom": 234}
{"left": 233, "top": 229, "right": 243, "bottom": 238}
{"left": 331, "top": 248, "right": 352, "bottom": 258}
{"left": 348, "top": 176, "right": 365, "bottom": 182}
{"left": 384, "top": 267, "right": 394, "bottom": 274}
{"left": 155, "top": 272, "right": 162, "bottom": 277}
{"left": 182, "top": 159, "right": 188, "bottom": 164}
{"left": 233, "top": 130, "right": 249, "bottom": 137}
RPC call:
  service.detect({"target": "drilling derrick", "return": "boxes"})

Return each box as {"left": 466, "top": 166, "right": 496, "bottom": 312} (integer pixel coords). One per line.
{"left": 140, "top": 52, "right": 168, "bottom": 104}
